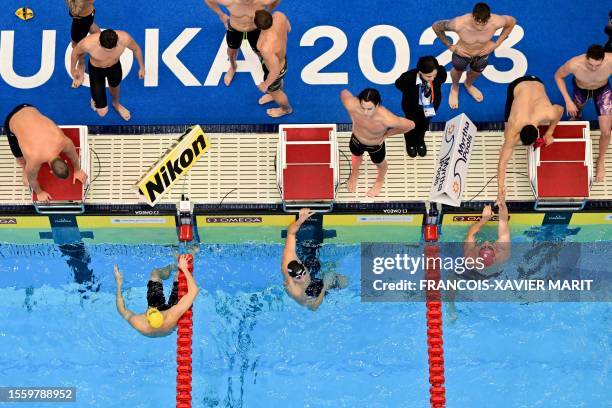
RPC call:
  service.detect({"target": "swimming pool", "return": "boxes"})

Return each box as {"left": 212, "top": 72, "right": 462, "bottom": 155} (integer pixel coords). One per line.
{"left": 0, "top": 219, "right": 610, "bottom": 407}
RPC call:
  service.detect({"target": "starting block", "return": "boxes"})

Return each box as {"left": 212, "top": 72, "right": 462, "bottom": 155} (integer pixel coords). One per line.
{"left": 528, "top": 121, "right": 592, "bottom": 211}
{"left": 33, "top": 125, "right": 90, "bottom": 214}
{"left": 276, "top": 124, "right": 339, "bottom": 213}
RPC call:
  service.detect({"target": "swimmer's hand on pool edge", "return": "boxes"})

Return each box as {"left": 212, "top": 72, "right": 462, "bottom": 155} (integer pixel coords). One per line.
{"left": 297, "top": 208, "right": 315, "bottom": 223}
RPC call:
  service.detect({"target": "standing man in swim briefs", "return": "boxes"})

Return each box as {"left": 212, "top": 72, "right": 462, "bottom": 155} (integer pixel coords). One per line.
{"left": 3, "top": 105, "right": 88, "bottom": 202}
{"left": 255, "top": 10, "right": 292, "bottom": 118}
{"left": 341, "top": 88, "right": 415, "bottom": 197}
{"left": 204, "top": 0, "right": 281, "bottom": 86}
{"left": 114, "top": 255, "right": 199, "bottom": 337}
{"left": 281, "top": 209, "right": 348, "bottom": 311}
{"left": 70, "top": 29, "right": 145, "bottom": 121}
{"left": 432, "top": 2, "right": 516, "bottom": 109}
{"left": 66, "top": 0, "right": 99, "bottom": 88}
{"left": 497, "top": 75, "right": 564, "bottom": 202}
{"left": 555, "top": 45, "right": 612, "bottom": 182}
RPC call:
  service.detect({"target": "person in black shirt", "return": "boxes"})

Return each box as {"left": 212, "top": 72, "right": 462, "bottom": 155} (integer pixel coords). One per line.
{"left": 394, "top": 56, "right": 447, "bottom": 157}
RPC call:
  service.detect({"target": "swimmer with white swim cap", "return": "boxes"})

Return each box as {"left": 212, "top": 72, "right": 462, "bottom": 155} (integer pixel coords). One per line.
{"left": 114, "top": 255, "right": 199, "bottom": 337}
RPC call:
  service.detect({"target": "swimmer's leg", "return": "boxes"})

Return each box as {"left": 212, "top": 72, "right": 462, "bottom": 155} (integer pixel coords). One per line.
{"left": 367, "top": 160, "right": 388, "bottom": 197}
{"left": 109, "top": 85, "right": 131, "bottom": 121}
{"left": 347, "top": 154, "right": 362, "bottom": 193}
{"left": 225, "top": 48, "right": 238, "bottom": 86}
{"left": 463, "top": 70, "right": 484, "bottom": 102}
{"left": 449, "top": 68, "right": 462, "bottom": 109}
{"left": 266, "top": 84, "right": 292, "bottom": 118}
{"left": 596, "top": 114, "right": 611, "bottom": 182}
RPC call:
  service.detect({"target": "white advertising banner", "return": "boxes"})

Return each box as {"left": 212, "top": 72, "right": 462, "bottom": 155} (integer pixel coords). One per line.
{"left": 429, "top": 113, "right": 477, "bottom": 207}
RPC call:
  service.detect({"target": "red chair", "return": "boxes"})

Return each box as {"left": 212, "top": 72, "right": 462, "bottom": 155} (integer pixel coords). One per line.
{"left": 277, "top": 125, "right": 339, "bottom": 212}
{"left": 528, "top": 121, "right": 592, "bottom": 211}
{"left": 33, "top": 126, "right": 90, "bottom": 214}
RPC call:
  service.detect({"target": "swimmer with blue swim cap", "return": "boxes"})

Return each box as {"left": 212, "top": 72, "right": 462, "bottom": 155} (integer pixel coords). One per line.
{"left": 114, "top": 254, "right": 199, "bottom": 337}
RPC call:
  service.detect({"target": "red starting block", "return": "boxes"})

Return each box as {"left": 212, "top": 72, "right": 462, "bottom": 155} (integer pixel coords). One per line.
{"left": 33, "top": 126, "right": 90, "bottom": 214}
{"left": 528, "top": 121, "right": 592, "bottom": 211}
{"left": 276, "top": 124, "right": 339, "bottom": 213}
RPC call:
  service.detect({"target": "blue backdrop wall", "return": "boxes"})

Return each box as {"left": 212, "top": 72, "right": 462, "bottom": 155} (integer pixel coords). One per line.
{"left": 0, "top": 0, "right": 608, "bottom": 126}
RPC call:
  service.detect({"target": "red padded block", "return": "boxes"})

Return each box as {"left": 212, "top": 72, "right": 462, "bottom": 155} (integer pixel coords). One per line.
{"left": 539, "top": 141, "right": 586, "bottom": 162}
{"left": 32, "top": 127, "right": 83, "bottom": 201}
{"left": 285, "top": 144, "right": 331, "bottom": 164}
{"left": 538, "top": 124, "right": 587, "bottom": 139}
{"left": 283, "top": 165, "right": 334, "bottom": 200}
{"left": 537, "top": 162, "right": 589, "bottom": 197}
{"left": 285, "top": 128, "right": 332, "bottom": 142}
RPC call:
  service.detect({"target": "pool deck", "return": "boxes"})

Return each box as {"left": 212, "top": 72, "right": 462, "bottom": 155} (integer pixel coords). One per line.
{"left": 0, "top": 130, "right": 610, "bottom": 205}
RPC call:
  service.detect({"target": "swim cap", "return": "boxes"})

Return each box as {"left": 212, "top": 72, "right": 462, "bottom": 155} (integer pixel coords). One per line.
{"left": 478, "top": 247, "right": 496, "bottom": 268}
{"left": 287, "top": 260, "right": 307, "bottom": 278}
{"left": 146, "top": 308, "right": 164, "bottom": 328}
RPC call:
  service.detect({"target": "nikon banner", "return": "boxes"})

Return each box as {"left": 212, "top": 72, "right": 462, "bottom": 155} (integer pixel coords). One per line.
{"left": 136, "top": 126, "right": 210, "bottom": 206}
{"left": 429, "top": 113, "right": 477, "bottom": 207}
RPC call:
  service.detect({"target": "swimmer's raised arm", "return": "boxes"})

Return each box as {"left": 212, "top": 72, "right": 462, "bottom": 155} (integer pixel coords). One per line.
{"left": 166, "top": 256, "right": 199, "bottom": 322}
{"left": 282, "top": 209, "right": 313, "bottom": 269}
{"left": 114, "top": 265, "right": 135, "bottom": 321}
{"left": 431, "top": 19, "right": 456, "bottom": 49}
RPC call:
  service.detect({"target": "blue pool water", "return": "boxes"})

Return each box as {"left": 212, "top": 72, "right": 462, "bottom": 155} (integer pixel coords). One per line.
{"left": 0, "top": 237, "right": 610, "bottom": 407}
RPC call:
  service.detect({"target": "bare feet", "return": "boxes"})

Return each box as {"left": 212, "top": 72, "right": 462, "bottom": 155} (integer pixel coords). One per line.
{"left": 267, "top": 107, "right": 292, "bottom": 118}
{"left": 112, "top": 102, "right": 131, "bottom": 121}
{"left": 449, "top": 85, "right": 459, "bottom": 109}
{"left": 90, "top": 99, "right": 96, "bottom": 111}
{"left": 224, "top": 65, "right": 237, "bottom": 86}
{"left": 595, "top": 157, "right": 605, "bottom": 182}
{"left": 258, "top": 94, "right": 274, "bottom": 105}
{"left": 71, "top": 72, "right": 84, "bottom": 88}
{"left": 347, "top": 172, "right": 359, "bottom": 192}
{"left": 367, "top": 178, "right": 384, "bottom": 197}
{"left": 464, "top": 83, "right": 483, "bottom": 102}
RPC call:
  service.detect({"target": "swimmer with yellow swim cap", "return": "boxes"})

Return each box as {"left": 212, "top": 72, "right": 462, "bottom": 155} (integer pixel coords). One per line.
{"left": 114, "top": 254, "right": 199, "bottom": 338}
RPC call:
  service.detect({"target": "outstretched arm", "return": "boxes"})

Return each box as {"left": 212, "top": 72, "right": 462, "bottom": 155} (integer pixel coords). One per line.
{"left": 167, "top": 256, "right": 199, "bottom": 321}
{"left": 114, "top": 265, "right": 135, "bottom": 321}
{"left": 496, "top": 134, "right": 515, "bottom": 202}
{"left": 282, "top": 209, "right": 314, "bottom": 273}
